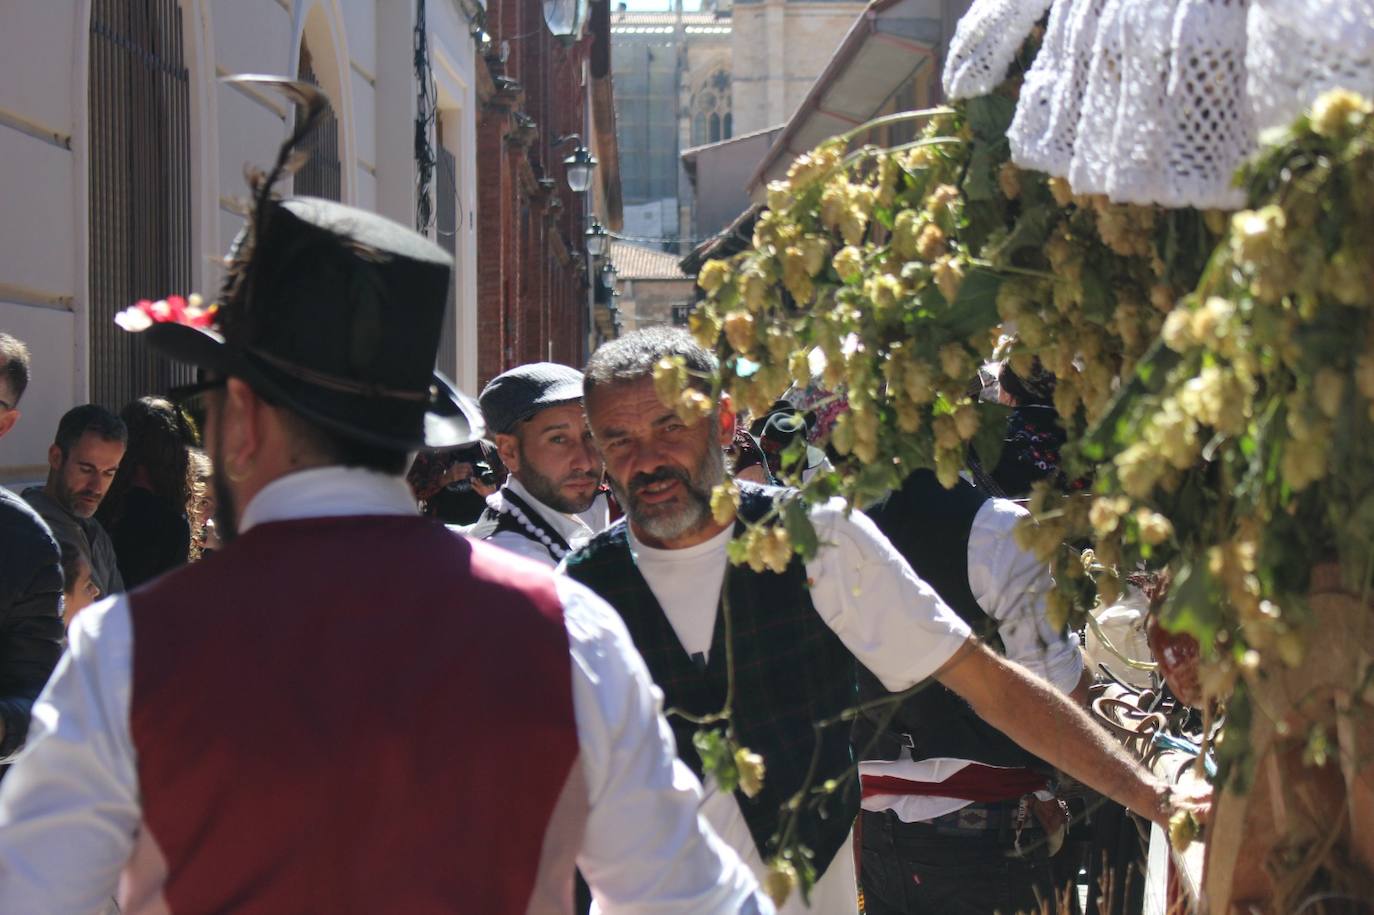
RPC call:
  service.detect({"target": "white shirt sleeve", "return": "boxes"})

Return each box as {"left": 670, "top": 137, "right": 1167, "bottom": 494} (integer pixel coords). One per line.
{"left": 966, "top": 499, "right": 1084, "bottom": 694}
{"left": 803, "top": 499, "right": 974, "bottom": 692}
{"left": 0, "top": 594, "right": 139, "bottom": 914}
{"left": 559, "top": 576, "right": 772, "bottom": 915}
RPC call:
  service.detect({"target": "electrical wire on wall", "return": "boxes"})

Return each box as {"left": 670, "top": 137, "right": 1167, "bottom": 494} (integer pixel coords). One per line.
{"left": 414, "top": 0, "right": 438, "bottom": 233}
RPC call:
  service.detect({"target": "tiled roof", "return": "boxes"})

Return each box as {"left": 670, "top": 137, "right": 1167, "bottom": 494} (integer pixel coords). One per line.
{"left": 611, "top": 11, "right": 725, "bottom": 25}
{"left": 611, "top": 239, "right": 691, "bottom": 280}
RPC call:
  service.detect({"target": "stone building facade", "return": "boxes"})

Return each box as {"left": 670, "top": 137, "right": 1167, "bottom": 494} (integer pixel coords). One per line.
{"left": 608, "top": 239, "right": 694, "bottom": 332}
{"left": 729, "top": 0, "right": 867, "bottom": 135}
{"left": 611, "top": 0, "right": 864, "bottom": 255}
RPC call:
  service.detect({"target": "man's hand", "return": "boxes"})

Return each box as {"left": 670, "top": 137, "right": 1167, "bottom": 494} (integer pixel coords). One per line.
{"left": 935, "top": 638, "right": 1213, "bottom": 828}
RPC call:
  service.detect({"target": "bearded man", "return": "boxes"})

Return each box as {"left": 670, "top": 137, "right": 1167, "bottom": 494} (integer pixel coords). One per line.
{"left": 564, "top": 327, "right": 1209, "bottom": 914}
{"left": 467, "top": 363, "right": 607, "bottom": 567}
{"left": 22, "top": 404, "right": 128, "bottom": 596}
{"left": 0, "top": 79, "right": 770, "bottom": 915}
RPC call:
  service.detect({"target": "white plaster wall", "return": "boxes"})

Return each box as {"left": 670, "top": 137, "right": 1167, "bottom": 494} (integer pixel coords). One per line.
{"left": 0, "top": 4, "right": 78, "bottom": 135}
{"left": 0, "top": 1, "right": 82, "bottom": 477}
{"left": 0, "top": 304, "right": 79, "bottom": 483}
{"left": 429, "top": 0, "right": 481, "bottom": 395}
{"left": 1, "top": 0, "right": 484, "bottom": 474}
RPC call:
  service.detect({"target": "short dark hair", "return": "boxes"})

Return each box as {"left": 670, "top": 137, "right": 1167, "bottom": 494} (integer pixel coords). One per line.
{"left": 0, "top": 333, "right": 32, "bottom": 405}
{"left": 277, "top": 408, "right": 410, "bottom": 476}
{"left": 57, "top": 539, "right": 91, "bottom": 595}
{"left": 54, "top": 404, "right": 128, "bottom": 456}
{"left": 583, "top": 326, "right": 718, "bottom": 398}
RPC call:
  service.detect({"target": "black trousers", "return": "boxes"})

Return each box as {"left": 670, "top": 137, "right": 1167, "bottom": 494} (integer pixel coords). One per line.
{"left": 860, "top": 809, "right": 1068, "bottom": 915}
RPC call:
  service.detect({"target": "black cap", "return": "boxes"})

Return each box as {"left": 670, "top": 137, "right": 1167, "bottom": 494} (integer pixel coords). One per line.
{"left": 479, "top": 362, "right": 585, "bottom": 435}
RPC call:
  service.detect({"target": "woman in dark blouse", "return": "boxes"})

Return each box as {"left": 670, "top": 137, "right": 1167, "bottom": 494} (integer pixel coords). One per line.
{"left": 98, "top": 397, "right": 197, "bottom": 588}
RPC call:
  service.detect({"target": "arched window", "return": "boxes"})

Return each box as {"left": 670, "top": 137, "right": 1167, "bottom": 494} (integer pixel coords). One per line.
{"left": 690, "top": 68, "right": 732, "bottom": 146}
{"left": 88, "top": 0, "right": 195, "bottom": 406}
{"left": 295, "top": 41, "right": 342, "bottom": 200}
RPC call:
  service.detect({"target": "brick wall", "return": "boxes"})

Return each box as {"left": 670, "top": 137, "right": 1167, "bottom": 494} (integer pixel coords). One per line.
{"left": 475, "top": 0, "right": 594, "bottom": 389}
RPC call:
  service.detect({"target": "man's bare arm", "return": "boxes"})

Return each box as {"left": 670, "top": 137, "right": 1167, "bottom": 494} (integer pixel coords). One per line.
{"left": 935, "top": 638, "right": 1208, "bottom": 827}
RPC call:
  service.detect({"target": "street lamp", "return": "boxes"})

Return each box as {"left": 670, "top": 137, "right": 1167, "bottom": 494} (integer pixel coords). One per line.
{"left": 555, "top": 134, "right": 598, "bottom": 193}
{"left": 601, "top": 261, "right": 619, "bottom": 295}
{"left": 563, "top": 144, "right": 598, "bottom": 193}
{"left": 585, "top": 219, "right": 610, "bottom": 258}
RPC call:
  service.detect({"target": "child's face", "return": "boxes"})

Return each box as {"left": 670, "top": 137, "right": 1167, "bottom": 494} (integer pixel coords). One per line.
{"left": 62, "top": 559, "right": 100, "bottom": 630}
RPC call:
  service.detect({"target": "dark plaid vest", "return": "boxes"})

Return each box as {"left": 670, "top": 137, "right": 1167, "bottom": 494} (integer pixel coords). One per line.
{"left": 565, "top": 484, "right": 859, "bottom": 873}
{"left": 856, "top": 469, "right": 1041, "bottom": 768}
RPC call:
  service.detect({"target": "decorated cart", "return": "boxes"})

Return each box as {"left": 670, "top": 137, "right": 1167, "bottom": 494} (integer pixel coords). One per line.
{"left": 671, "top": 0, "right": 1374, "bottom": 911}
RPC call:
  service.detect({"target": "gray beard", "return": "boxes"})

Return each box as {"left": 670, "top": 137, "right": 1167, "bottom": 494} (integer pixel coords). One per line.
{"left": 612, "top": 442, "right": 726, "bottom": 543}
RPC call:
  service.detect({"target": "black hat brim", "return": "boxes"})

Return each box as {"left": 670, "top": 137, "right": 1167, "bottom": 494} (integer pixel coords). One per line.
{"left": 144, "top": 322, "right": 484, "bottom": 450}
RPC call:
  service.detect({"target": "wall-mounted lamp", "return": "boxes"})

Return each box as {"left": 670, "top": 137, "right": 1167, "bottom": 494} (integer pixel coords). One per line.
{"left": 585, "top": 219, "right": 610, "bottom": 258}
{"left": 601, "top": 261, "right": 620, "bottom": 295}
{"left": 554, "top": 133, "right": 598, "bottom": 193}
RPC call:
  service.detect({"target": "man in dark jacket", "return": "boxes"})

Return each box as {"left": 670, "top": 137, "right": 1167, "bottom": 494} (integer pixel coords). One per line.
{"left": 0, "top": 334, "right": 65, "bottom": 764}
{"left": 22, "top": 405, "right": 127, "bottom": 597}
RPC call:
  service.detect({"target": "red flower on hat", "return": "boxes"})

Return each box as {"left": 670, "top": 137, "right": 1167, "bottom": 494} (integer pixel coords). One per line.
{"left": 115, "top": 294, "right": 218, "bottom": 332}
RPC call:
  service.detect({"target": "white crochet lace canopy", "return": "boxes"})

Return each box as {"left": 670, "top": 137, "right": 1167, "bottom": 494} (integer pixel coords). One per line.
{"left": 942, "top": 0, "right": 1374, "bottom": 209}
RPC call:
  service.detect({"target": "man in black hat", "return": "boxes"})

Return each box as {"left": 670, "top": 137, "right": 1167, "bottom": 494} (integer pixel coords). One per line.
{"left": 0, "top": 79, "right": 769, "bottom": 915}
{"left": 466, "top": 362, "right": 607, "bottom": 567}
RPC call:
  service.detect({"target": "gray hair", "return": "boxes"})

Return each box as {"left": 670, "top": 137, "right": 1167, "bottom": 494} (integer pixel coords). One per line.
{"left": 583, "top": 326, "right": 718, "bottom": 397}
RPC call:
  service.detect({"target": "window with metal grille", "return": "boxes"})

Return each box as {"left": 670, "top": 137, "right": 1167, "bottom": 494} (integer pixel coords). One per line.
{"left": 88, "top": 0, "right": 195, "bottom": 409}
{"left": 295, "top": 45, "right": 341, "bottom": 201}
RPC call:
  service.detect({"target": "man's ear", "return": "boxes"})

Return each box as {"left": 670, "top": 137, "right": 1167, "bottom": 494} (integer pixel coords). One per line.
{"left": 223, "top": 378, "right": 264, "bottom": 466}
{"left": 493, "top": 432, "right": 521, "bottom": 475}
{"left": 47, "top": 442, "right": 62, "bottom": 472}
{"left": 717, "top": 392, "right": 737, "bottom": 447}
{"left": 0, "top": 408, "right": 20, "bottom": 441}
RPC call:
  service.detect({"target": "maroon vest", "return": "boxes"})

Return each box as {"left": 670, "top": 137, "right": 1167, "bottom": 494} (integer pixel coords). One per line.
{"left": 128, "top": 515, "right": 579, "bottom": 913}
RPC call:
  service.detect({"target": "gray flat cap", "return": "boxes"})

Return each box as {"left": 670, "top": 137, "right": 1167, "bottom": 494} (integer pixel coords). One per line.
{"left": 479, "top": 362, "right": 585, "bottom": 435}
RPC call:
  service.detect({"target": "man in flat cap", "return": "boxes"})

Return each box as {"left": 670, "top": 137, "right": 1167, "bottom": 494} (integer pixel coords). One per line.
{"left": 468, "top": 363, "right": 608, "bottom": 567}
{"left": 0, "top": 79, "right": 770, "bottom": 915}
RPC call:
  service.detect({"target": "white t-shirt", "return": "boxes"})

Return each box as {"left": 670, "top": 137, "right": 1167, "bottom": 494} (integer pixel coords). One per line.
{"left": 625, "top": 498, "right": 973, "bottom": 914}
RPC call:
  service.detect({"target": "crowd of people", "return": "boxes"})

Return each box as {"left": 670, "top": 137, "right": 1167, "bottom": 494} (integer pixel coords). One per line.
{"left": 0, "top": 110, "right": 1209, "bottom": 914}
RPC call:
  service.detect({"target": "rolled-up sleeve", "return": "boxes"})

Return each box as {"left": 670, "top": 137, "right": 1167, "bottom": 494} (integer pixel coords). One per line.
{"left": 804, "top": 500, "right": 973, "bottom": 692}
{"left": 0, "top": 595, "right": 140, "bottom": 914}
{"left": 559, "top": 577, "right": 771, "bottom": 915}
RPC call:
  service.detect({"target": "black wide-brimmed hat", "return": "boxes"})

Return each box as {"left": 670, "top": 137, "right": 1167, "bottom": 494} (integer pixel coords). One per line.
{"left": 120, "top": 76, "right": 482, "bottom": 451}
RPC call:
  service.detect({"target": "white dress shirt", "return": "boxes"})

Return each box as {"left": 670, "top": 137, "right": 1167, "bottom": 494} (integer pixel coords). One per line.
{"left": 467, "top": 477, "right": 600, "bottom": 568}
{"left": 0, "top": 466, "right": 770, "bottom": 915}
{"left": 619, "top": 498, "right": 975, "bottom": 915}
{"left": 859, "top": 497, "right": 1085, "bottom": 823}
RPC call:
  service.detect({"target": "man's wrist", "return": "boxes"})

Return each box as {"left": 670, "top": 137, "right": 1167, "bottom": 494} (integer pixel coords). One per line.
{"left": 1144, "top": 778, "right": 1172, "bottom": 827}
